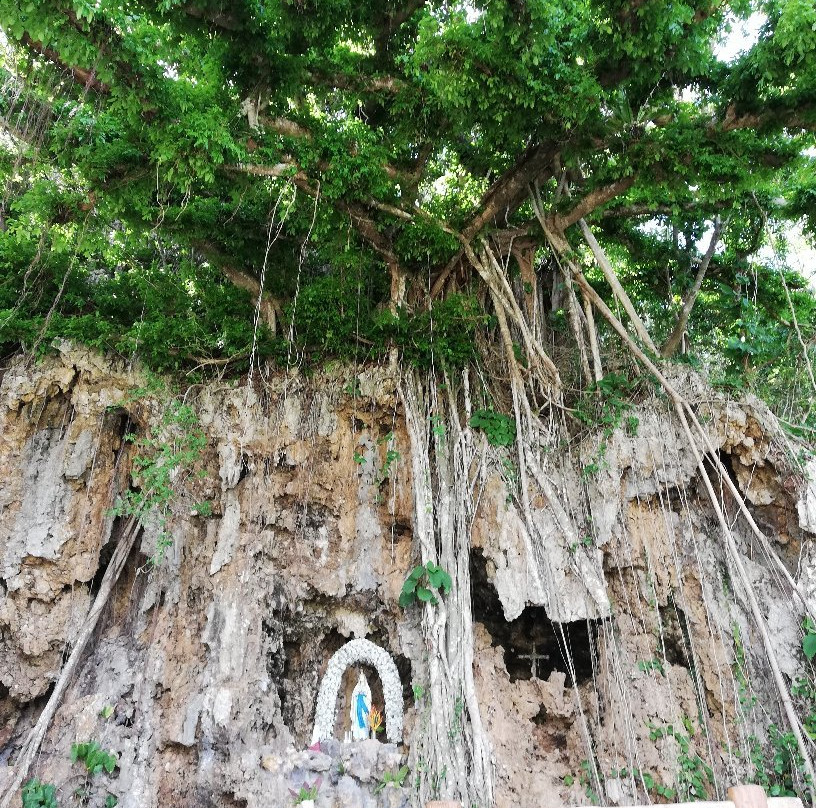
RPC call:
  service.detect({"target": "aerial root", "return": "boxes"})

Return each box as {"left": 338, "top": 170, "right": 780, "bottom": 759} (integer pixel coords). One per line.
{"left": 401, "top": 373, "right": 494, "bottom": 806}
{"left": 543, "top": 228, "right": 816, "bottom": 796}
{"left": 0, "top": 517, "right": 142, "bottom": 808}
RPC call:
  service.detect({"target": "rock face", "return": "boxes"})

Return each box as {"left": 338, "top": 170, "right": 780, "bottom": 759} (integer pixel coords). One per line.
{"left": 0, "top": 345, "right": 813, "bottom": 807}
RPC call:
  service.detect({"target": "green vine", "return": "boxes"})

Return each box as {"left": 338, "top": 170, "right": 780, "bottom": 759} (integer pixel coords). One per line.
{"left": 647, "top": 721, "right": 714, "bottom": 801}
{"left": 574, "top": 373, "right": 639, "bottom": 477}
{"left": 110, "top": 387, "right": 208, "bottom": 565}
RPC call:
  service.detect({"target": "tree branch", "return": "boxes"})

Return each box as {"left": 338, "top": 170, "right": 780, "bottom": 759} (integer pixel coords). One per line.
{"left": 226, "top": 161, "right": 299, "bottom": 178}
{"left": 344, "top": 203, "right": 406, "bottom": 308}
{"left": 601, "top": 200, "right": 732, "bottom": 218}
{"left": 373, "top": 0, "right": 428, "bottom": 58}
{"left": 715, "top": 103, "right": 816, "bottom": 134}
{"left": 661, "top": 217, "right": 725, "bottom": 358}
{"left": 258, "top": 115, "right": 314, "bottom": 140}
{"left": 20, "top": 33, "right": 110, "bottom": 93}
{"left": 182, "top": 4, "right": 243, "bottom": 31}
{"left": 554, "top": 175, "right": 636, "bottom": 229}
{"left": 256, "top": 115, "right": 406, "bottom": 182}
{"left": 306, "top": 70, "right": 406, "bottom": 95}
{"left": 462, "top": 144, "right": 556, "bottom": 240}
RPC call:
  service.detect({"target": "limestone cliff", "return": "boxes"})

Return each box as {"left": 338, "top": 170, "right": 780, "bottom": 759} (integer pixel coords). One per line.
{"left": 0, "top": 345, "right": 813, "bottom": 808}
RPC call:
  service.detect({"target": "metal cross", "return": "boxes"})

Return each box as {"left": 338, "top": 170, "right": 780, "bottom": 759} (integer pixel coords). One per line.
{"left": 517, "top": 642, "right": 550, "bottom": 679}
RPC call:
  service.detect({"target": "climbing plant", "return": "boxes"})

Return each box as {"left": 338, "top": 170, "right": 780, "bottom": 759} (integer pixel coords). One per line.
{"left": 111, "top": 389, "right": 209, "bottom": 564}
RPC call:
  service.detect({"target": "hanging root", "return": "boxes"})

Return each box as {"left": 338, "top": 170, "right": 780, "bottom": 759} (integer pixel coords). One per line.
{"left": 420, "top": 226, "right": 614, "bottom": 803}
{"left": 402, "top": 372, "right": 493, "bottom": 806}
{"left": 543, "top": 227, "right": 816, "bottom": 795}
{"left": 581, "top": 289, "right": 603, "bottom": 382}
{"left": 431, "top": 201, "right": 815, "bottom": 801}
{"left": 460, "top": 239, "right": 561, "bottom": 399}
{"left": 0, "top": 517, "right": 142, "bottom": 808}
{"left": 560, "top": 259, "right": 592, "bottom": 383}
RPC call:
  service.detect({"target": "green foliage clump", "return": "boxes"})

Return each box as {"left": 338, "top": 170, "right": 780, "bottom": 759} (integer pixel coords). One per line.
{"left": 647, "top": 723, "right": 714, "bottom": 801}
{"left": 288, "top": 272, "right": 384, "bottom": 361}
{"left": 21, "top": 780, "right": 57, "bottom": 808}
{"left": 0, "top": 246, "right": 283, "bottom": 375}
{"left": 388, "top": 294, "right": 490, "bottom": 370}
{"left": 289, "top": 274, "right": 487, "bottom": 370}
{"left": 399, "top": 562, "right": 452, "bottom": 608}
{"left": 733, "top": 620, "right": 814, "bottom": 799}
{"left": 469, "top": 409, "right": 516, "bottom": 447}
{"left": 0, "top": 236, "right": 489, "bottom": 374}
{"left": 607, "top": 766, "right": 675, "bottom": 802}
{"left": 762, "top": 725, "right": 808, "bottom": 798}
{"left": 574, "top": 373, "right": 639, "bottom": 476}
{"left": 374, "top": 765, "right": 410, "bottom": 794}
{"left": 111, "top": 388, "right": 208, "bottom": 565}
{"left": 70, "top": 740, "right": 119, "bottom": 808}
{"left": 70, "top": 741, "right": 117, "bottom": 776}
{"left": 574, "top": 373, "right": 638, "bottom": 435}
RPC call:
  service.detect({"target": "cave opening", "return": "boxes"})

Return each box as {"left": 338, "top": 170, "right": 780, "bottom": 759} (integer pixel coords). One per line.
{"left": 658, "top": 598, "right": 693, "bottom": 668}
{"left": 470, "top": 548, "right": 599, "bottom": 685}
{"left": 709, "top": 449, "right": 740, "bottom": 490}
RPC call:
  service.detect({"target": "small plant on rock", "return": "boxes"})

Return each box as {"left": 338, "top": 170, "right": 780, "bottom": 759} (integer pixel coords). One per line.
{"left": 289, "top": 776, "right": 322, "bottom": 805}
{"left": 71, "top": 741, "right": 117, "bottom": 776}
{"left": 399, "top": 562, "right": 452, "bottom": 608}
{"left": 21, "top": 780, "right": 58, "bottom": 808}
{"left": 469, "top": 409, "right": 516, "bottom": 447}
{"left": 70, "top": 740, "right": 118, "bottom": 807}
{"left": 374, "top": 765, "right": 410, "bottom": 794}
{"left": 637, "top": 658, "right": 666, "bottom": 676}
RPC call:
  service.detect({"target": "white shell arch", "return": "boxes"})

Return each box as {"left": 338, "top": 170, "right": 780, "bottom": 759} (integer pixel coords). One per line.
{"left": 310, "top": 638, "right": 404, "bottom": 744}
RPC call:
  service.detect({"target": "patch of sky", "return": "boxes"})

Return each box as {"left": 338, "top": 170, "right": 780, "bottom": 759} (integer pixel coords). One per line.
{"left": 714, "top": 12, "right": 766, "bottom": 63}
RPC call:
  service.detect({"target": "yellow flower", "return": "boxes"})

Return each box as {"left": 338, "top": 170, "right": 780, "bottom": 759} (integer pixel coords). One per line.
{"left": 368, "top": 706, "right": 384, "bottom": 734}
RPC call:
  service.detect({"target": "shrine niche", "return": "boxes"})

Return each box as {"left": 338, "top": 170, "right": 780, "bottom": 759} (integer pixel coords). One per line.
{"left": 311, "top": 638, "right": 404, "bottom": 745}
{"left": 470, "top": 548, "right": 598, "bottom": 684}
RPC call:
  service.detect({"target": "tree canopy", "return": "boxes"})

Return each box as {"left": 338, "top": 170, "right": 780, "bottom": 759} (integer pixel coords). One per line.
{"left": 2, "top": 6, "right": 816, "bottom": 804}
{"left": 0, "top": 0, "right": 814, "bottom": 417}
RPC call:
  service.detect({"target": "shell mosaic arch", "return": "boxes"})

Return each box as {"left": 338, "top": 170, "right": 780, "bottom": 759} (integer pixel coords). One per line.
{"left": 311, "top": 638, "right": 404, "bottom": 745}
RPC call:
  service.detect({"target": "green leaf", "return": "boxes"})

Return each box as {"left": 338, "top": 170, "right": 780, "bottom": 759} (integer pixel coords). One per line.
{"left": 398, "top": 591, "right": 415, "bottom": 608}
{"left": 427, "top": 566, "right": 452, "bottom": 593}
{"left": 400, "top": 577, "right": 418, "bottom": 595}
{"left": 803, "top": 632, "right": 816, "bottom": 660}
{"left": 407, "top": 565, "right": 425, "bottom": 583}
{"left": 416, "top": 586, "right": 438, "bottom": 604}
{"left": 426, "top": 567, "right": 445, "bottom": 588}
